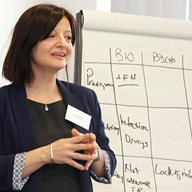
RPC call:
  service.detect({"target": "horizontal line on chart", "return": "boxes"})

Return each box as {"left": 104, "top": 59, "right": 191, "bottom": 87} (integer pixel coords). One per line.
{"left": 84, "top": 61, "right": 192, "bottom": 71}
{"left": 100, "top": 103, "right": 192, "bottom": 110}
{"left": 114, "top": 154, "right": 192, "bottom": 163}
{"left": 118, "top": 84, "right": 139, "bottom": 87}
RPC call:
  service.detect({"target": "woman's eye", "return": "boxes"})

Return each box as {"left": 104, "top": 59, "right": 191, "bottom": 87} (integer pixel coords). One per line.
{"left": 48, "top": 34, "right": 55, "bottom": 38}
{"left": 65, "top": 36, "right": 72, "bottom": 42}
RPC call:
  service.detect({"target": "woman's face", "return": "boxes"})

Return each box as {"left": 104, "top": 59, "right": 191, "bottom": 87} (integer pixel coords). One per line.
{"left": 30, "top": 16, "right": 73, "bottom": 75}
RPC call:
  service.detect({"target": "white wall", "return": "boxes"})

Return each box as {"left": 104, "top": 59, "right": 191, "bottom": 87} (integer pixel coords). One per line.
{"left": 0, "top": 0, "right": 98, "bottom": 86}
{"left": 111, "top": 0, "right": 187, "bottom": 19}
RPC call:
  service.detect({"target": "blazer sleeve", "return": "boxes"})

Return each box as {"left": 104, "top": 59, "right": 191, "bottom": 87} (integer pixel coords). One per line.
{"left": 0, "top": 90, "right": 16, "bottom": 191}
{"left": 89, "top": 89, "right": 117, "bottom": 177}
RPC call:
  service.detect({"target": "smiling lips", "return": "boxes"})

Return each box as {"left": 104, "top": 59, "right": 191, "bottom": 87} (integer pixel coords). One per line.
{"left": 51, "top": 52, "right": 65, "bottom": 58}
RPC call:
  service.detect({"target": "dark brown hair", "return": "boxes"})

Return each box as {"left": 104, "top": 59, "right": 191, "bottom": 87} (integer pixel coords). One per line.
{"left": 2, "top": 4, "right": 76, "bottom": 85}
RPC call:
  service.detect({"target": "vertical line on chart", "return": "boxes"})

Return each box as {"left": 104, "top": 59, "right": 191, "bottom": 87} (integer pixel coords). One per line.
{"left": 141, "top": 52, "right": 158, "bottom": 192}
{"left": 109, "top": 48, "right": 126, "bottom": 192}
{"left": 181, "top": 55, "right": 192, "bottom": 141}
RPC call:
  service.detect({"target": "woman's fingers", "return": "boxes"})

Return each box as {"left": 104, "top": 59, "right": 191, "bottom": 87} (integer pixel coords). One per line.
{"left": 64, "top": 156, "right": 85, "bottom": 171}
{"left": 84, "top": 160, "right": 93, "bottom": 170}
{"left": 72, "top": 151, "right": 92, "bottom": 161}
{"left": 70, "top": 132, "right": 90, "bottom": 144}
{"left": 72, "top": 143, "right": 93, "bottom": 151}
{"left": 49, "top": 126, "right": 96, "bottom": 171}
{"left": 71, "top": 128, "right": 81, "bottom": 136}
{"left": 71, "top": 128, "right": 97, "bottom": 146}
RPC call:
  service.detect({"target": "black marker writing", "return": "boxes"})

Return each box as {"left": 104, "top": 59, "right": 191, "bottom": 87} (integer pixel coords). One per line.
{"left": 120, "top": 114, "right": 149, "bottom": 132}
{"left": 105, "top": 123, "right": 120, "bottom": 135}
{"left": 153, "top": 52, "right": 176, "bottom": 64}
{"left": 125, "top": 163, "right": 140, "bottom": 174}
{"left": 125, "top": 134, "right": 149, "bottom": 149}
{"left": 155, "top": 163, "right": 192, "bottom": 181}
{"left": 86, "top": 68, "right": 113, "bottom": 90}
{"left": 115, "top": 48, "right": 135, "bottom": 62}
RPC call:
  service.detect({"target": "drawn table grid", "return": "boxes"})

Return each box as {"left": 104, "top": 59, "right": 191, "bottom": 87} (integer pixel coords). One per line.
{"left": 83, "top": 48, "right": 192, "bottom": 192}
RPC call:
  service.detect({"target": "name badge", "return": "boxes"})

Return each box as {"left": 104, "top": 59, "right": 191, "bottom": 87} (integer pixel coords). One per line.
{"left": 65, "top": 105, "right": 91, "bottom": 130}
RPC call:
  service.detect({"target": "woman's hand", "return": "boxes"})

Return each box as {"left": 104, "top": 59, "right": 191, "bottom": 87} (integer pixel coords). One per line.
{"left": 71, "top": 128, "right": 99, "bottom": 170}
{"left": 23, "top": 128, "right": 103, "bottom": 178}
{"left": 50, "top": 132, "right": 95, "bottom": 170}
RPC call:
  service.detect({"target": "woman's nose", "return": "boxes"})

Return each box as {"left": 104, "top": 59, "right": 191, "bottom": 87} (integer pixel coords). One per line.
{"left": 56, "top": 37, "right": 67, "bottom": 48}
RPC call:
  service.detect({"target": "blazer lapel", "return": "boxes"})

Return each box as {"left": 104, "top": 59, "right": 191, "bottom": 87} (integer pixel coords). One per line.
{"left": 56, "top": 80, "right": 82, "bottom": 109}
{"left": 56, "top": 80, "right": 89, "bottom": 134}
{"left": 9, "top": 84, "right": 37, "bottom": 151}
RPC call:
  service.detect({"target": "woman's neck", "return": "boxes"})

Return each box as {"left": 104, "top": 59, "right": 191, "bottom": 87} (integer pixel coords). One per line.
{"left": 25, "top": 77, "right": 62, "bottom": 104}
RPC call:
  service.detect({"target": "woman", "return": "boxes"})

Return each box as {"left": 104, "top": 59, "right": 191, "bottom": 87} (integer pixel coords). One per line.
{"left": 0, "top": 4, "right": 116, "bottom": 192}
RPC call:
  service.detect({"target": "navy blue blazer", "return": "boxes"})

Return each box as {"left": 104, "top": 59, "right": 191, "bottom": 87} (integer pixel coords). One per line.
{"left": 0, "top": 80, "right": 116, "bottom": 192}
